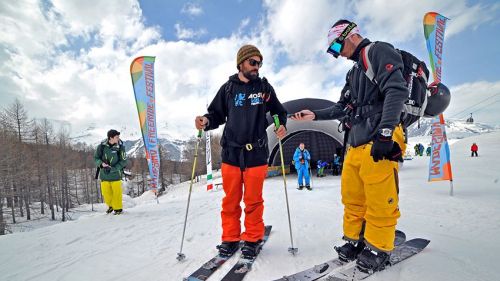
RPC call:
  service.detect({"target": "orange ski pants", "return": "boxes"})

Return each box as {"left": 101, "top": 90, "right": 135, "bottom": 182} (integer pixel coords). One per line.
{"left": 221, "top": 163, "right": 268, "bottom": 242}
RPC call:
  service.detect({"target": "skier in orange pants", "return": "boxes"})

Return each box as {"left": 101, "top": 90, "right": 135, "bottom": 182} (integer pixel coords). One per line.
{"left": 195, "top": 44, "right": 287, "bottom": 258}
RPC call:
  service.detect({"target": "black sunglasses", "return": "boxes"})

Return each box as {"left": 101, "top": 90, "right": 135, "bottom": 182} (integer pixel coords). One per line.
{"left": 248, "top": 58, "right": 263, "bottom": 67}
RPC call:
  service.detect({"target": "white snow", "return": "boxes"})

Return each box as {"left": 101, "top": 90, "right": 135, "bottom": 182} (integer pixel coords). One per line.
{"left": 1, "top": 132, "right": 499, "bottom": 281}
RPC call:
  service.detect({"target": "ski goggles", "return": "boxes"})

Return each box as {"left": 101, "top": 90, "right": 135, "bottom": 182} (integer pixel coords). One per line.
{"left": 326, "top": 22, "right": 358, "bottom": 58}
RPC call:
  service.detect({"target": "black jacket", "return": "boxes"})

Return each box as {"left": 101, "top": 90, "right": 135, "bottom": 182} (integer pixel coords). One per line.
{"left": 204, "top": 74, "right": 287, "bottom": 169}
{"left": 313, "top": 39, "right": 408, "bottom": 147}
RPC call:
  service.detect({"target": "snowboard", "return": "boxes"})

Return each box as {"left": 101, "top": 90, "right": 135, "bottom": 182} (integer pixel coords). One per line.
{"left": 322, "top": 238, "right": 430, "bottom": 281}
{"left": 272, "top": 230, "right": 406, "bottom": 281}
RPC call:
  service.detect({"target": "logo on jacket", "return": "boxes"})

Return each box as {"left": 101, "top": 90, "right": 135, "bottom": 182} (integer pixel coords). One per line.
{"left": 385, "top": 63, "right": 394, "bottom": 71}
{"left": 234, "top": 93, "right": 245, "bottom": 107}
{"left": 248, "top": 92, "right": 265, "bottom": 105}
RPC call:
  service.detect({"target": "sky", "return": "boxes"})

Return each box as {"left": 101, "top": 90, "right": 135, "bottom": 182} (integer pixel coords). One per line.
{"left": 1, "top": 0, "right": 499, "bottom": 143}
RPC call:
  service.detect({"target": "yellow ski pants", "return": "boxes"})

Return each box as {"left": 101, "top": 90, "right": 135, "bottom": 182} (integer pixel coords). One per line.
{"left": 341, "top": 126, "right": 406, "bottom": 252}
{"left": 101, "top": 180, "right": 123, "bottom": 210}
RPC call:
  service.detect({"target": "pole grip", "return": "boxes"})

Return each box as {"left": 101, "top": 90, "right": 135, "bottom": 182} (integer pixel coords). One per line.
{"left": 272, "top": 114, "right": 280, "bottom": 130}
{"left": 197, "top": 129, "right": 202, "bottom": 138}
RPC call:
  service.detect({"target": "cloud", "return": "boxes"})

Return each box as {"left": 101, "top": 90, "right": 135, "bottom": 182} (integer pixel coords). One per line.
{"left": 174, "top": 23, "right": 207, "bottom": 40}
{"left": 446, "top": 81, "right": 500, "bottom": 125}
{"left": 181, "top": 2, "right": 203, "bottom": 16}
{"left": 1, "top": 0, "right": 499, "bottom": 144}
{"left": 353, "top": 0, "right": 499, "bottom": 42}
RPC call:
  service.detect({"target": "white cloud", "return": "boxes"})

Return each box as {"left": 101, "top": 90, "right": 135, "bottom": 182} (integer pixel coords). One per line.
{"left": 174, "top": 23, "right": 207, "bottom": 39}
{"left": 353, "top": 0, "right": 499, "bottom": 42}
{"left": 446, "top": 81, "right": 500, "bottom": 125}
{"left": 1, "top": 0, "right": 499, "bottom": 144}
{"left": 181, "top": 3, "right": 203, "bottom": 16}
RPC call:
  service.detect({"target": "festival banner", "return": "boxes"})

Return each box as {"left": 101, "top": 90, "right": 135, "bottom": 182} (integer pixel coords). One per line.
{"left": 428, "top": 114, "right": 453, "bottom": 181}
{"left": 130, "top": 56, "right": 160, "bottom": 191}
{"left": 423, "top": 12, "right": 453, "bottom": 184}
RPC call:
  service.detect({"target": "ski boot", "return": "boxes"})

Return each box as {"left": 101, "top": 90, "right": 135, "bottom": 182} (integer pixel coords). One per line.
{"left": 356, "top": 247, "right": 390, "bottom": 273}
{"left": 334, "top": 239, "right": 365, "bottom": 262}
{"left": 305, "top": 185, "right": 312, "bottom": 191}
{"left": 241, "top": 240, "right": 262, "bottom": 259}
{"left": 298, "top": 185, "right": 304, "bottom": 190}
{"left": 106, "top": 207, "right": 113, "bottom": 214}
{"left": 216, "top": 241, "right": 240, "bottom": 257}
{"left": 113, "top": 209, "right": 123, "bottom": 215}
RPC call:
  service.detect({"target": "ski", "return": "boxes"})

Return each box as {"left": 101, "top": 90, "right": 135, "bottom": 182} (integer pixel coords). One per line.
{"left": 220, "top": 225, "right": 273, "bottom": 281}
{"left": 272, "top": 230, "right": 406, "bottom": 281}
{"left": 184, "top": 249, "right": 240, "bottom": 281}
{"left": 322, "top": 238, "right": 430, "bottom": 281}
{"left": 183, "top": 225, "right": 272, "bottom": 281}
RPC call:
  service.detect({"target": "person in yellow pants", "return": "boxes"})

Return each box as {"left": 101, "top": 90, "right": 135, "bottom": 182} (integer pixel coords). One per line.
{"left": 292, "top": 19, "right": 411, "bottom": 273}
{"left": 94, "top": 129, "right": 127, "bottom": 215}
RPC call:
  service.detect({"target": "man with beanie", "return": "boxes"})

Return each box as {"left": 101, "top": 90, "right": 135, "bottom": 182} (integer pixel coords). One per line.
{"left": 195, "top": 44, "right": 287, "bottom": 259}
{"left": 291, "top": 20, "right": 408, "bottom": 273}
{"left": 94, "top": 129, "right": 127, "bottom": 215}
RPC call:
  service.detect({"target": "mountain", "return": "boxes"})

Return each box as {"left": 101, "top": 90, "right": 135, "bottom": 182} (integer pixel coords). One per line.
{"left": 122, "top": 137, "right": 187, "bottom": 161}
{"left": 407, "top": 118, "right": 495, "bottom": 139}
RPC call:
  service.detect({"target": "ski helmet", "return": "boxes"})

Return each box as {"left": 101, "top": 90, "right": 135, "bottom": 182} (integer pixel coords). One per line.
{"left": 424, "top": 82, "right": 451, "bottom": 117}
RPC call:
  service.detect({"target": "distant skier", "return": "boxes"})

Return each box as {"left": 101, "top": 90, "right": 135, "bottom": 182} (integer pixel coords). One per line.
{"left": 291, "top": 19, "right": 407, "bottom": 273}
{"left": 471, "top": 142, "right": 478, "bottom": 157}
{"left": 426, "top": 146, "right": 431, "bottom": 156}
{"left": 195, "top": 44, "right": 287, "bottom": 259}
{"left": 414, "top": 144, "right": 419, "bottom": 156}
{"left": 418, "top": 143, "right": 425, "bottom": 156}
{"left": 94, "top": 129, "right": 127, "bottom": 215}
{"left": 317, "top": 160, "right": 327, "bottom": 177}
{"left": 332, "top": 154, "right": 341, "bottom": 176}
{"left": 293, "top": 143, "right": 311, "bottom": 190}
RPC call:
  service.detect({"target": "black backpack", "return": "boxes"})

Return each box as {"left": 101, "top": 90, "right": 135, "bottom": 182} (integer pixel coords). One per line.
{"left": 361, "top": 43, "right": 430, "bottom": 128}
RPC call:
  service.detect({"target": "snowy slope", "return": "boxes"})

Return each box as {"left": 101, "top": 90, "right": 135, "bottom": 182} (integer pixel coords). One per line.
{"left": 1, "top": 132, "right": 499, "bottom": 281}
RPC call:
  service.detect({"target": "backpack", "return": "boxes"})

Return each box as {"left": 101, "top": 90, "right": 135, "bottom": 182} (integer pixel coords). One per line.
{"left": 360, "top": 43, "right": 430, "bottom": 128}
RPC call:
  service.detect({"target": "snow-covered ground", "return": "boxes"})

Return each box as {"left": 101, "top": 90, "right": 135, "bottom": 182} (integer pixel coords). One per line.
{"left": 1, "top": 132, "right": 499, "bottom": 281}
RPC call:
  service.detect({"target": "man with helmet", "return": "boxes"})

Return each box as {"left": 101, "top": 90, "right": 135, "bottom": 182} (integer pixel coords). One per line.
{"left": 291, "top": 19, "right": 410, "bottom": 273}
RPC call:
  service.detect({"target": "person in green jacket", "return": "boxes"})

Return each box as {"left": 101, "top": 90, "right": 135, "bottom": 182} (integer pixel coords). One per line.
{"left": 94, "top": 129, "right": 127, "bottom": 214}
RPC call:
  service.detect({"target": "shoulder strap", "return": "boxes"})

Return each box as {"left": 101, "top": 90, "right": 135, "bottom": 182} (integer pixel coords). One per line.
{"left": 360, "top": 42, "right": 376, "bottom": 83}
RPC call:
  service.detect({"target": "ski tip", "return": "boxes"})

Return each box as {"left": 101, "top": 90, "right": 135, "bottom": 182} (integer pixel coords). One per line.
{"left": 405, "top": 238, "right": 431, "bottom": 249}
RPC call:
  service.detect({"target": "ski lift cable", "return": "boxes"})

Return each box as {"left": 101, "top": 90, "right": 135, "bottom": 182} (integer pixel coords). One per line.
{"left": 448, "top": 92, "right": 500, "bottom": 119}
{"left": 467, "top": 98, "right": 500, "bottom": 115}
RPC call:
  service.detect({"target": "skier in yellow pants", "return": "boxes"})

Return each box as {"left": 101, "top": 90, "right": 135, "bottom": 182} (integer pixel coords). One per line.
{"left": 291, "top": 19, "right": 410, "bottom": 273}
{"left": 94, "top": 129, "right": 127, "bottom": 215}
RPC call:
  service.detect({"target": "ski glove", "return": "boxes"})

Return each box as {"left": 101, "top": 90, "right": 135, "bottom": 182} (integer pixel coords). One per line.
{"left": 370, "top": 134, "right": 403, "bottom": 162}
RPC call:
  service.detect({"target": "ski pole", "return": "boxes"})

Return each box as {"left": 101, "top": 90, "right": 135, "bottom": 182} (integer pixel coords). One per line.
{"left": 273, "top": 115, "right": 298, "bottom": 255}
{"left": 308, "top": 164, "right": 313, "bottom": 189}
{"left": 177, "top": 129, "right": 203, "bottom": 261}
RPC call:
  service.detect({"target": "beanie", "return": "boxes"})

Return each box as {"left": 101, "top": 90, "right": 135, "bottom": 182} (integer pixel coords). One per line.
{"left": 236, "top": 44, "right": 263, "bottom": 69}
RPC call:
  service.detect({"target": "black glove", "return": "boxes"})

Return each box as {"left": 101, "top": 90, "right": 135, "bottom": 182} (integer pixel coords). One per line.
{"left": 103, "top": 166, "right": 111, "bottom": 174}
{"left": 371, "top": 133, "right": 403, "bottom": 162}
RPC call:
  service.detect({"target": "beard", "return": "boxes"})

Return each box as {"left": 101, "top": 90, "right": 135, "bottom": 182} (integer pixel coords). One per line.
{"left": 242, "top": 69, "right": 259, "bottom": 81}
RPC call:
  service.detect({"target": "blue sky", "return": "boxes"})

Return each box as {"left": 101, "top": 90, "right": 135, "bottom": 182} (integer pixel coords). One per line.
{"left": 1, "top": 0, "right": 499, "bottom": 142}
